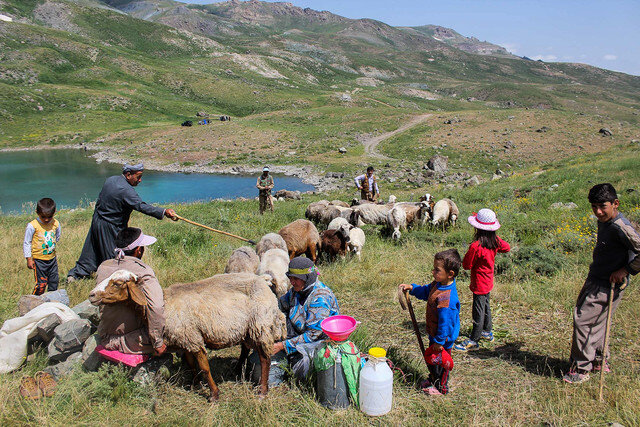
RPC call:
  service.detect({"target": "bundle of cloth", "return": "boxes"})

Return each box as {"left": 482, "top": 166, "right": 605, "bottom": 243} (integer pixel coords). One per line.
{"left": 0, "top": 303, "right": 79, "bottom": 374}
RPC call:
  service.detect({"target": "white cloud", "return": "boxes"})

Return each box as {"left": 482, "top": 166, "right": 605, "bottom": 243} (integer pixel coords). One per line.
{"left": 498, "top": 42, "right": 518, "bottom": 54}
{"left": 531, "top": 54, "right": 558, "bottom": 61}
{"left": 603, "top": 54, "right": 617, "bottom": 61}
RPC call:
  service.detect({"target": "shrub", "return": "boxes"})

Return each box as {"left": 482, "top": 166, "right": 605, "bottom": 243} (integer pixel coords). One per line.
{"left": 508, "top": 245, "right": 566, "bottom": 279}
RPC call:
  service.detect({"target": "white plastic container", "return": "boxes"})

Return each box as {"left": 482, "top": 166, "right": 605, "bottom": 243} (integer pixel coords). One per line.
{"left": 359, "top": 347, "right": 393, "bottom": 416}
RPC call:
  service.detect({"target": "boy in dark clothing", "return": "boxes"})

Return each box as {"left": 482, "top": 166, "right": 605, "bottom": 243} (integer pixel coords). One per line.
{"left": 563, "top": 183, "right": 640, "bottom": 384}
{"left": 399, "top": 249, "right": 461, "bottom": 395}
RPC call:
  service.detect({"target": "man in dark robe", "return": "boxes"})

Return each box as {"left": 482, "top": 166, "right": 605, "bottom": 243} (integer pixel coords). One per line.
{"left": 67, "top": 163, "right": 177, "bottom": 281}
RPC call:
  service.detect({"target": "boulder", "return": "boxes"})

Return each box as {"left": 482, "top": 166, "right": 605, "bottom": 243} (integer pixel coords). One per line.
{"left": 427, "top": 154, "right": 448, "bottom": 173}
{"left": 44, "top": 352, "right": 83, "bottom": 379}
{"left": 599, "top": 128, "right": 612, "bottom": 136}
{"left": 340, "top": 93, "right": 352, "bottom": 102}
{"left": 53, "top": 319, "right": 92, "bottom": 352}
{"left": 338, "top": 147, "right": 347, "bottom": 154}
{"left": 41, "top": 290, "right": 70, "bottom": 306}
{"left": 72, "top": 299, "right": 101, "bottom": 326}
{"left": 551, "top": 202, "right": 578, "bottom": 210}
{"left": 18, "top": 295, "right": 45, "bottom": 316}
{"left": 464, "top": 176, "right": 481, "bottom": 187}
{"left": 36, "top": 313, "right": 62, "bottom": 342}
{"left": 503, "top": 141, "right": 515, "bottom": 149}
{"left": 82, "top": 334, "right": 103, "bottom": 371}
{"left": 48, "top": 338, "right": 82, "bottom": 362}
{"left": 443, "top": 117, "right": 461, "bottom": 124}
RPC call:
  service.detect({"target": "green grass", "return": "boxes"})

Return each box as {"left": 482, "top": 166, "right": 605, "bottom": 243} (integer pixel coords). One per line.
{"left": 0, "top": 144, "right": 639, "bottom": 425}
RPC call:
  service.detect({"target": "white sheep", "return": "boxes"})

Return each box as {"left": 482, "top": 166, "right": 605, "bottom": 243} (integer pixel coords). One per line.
{"left": 327, "top": 216, "right": 351, "bottom": 231}
{"left": 348, "top": 227, "right": 365, "bottom": 261}
{"left": 354, "top": 202, "right": 394, "bottom": 225}
{"left": 388, "top": 195, "right": 397, "bottom": 204}
{"left": 224, "top": 246, "right": 260, "bottom": 274}
{"left": 387, "top": 202, "right": 430, "bottom": 240}
{"left": 89, "top": 271, "right": 286, "bottom": 402}
{"left": 255, "top": 233, "right": 288, "bottom": 257}
{"left": 304, "top": 200, "right": 330, "bottom": 223}
{"left": 431, "top": 198, "right": 459, "bottom": 229}
{"left": 256, "top": 248, "right": 290, "bottom": 297}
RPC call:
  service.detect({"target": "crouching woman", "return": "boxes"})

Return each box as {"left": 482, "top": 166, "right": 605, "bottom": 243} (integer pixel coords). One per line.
{"left": 272, "top": 257, "right": 340, "bottom": 378}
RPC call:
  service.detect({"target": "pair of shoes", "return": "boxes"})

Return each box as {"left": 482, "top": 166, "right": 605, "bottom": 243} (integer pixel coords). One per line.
{"left": 453, "top": 339, "right": 479, "bottom": 352}
{"left": 592, "top": 360, "right": 611, "bottom": 373}
{"left": 562, "top": 369, "right": 590, "bottom": 384}
{"left": 480, "top": 331, "right": 495, "bottom": 342}
{"left": 422, "top": 386, "right": 443, "bottom": 396}
{"left": 19, "top": 372, "right": 57, "bottom": 400}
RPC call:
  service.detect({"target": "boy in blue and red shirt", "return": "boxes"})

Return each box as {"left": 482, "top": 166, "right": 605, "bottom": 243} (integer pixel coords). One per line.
{"left": 399, "top": 248, "right": 461, "bottom": 395}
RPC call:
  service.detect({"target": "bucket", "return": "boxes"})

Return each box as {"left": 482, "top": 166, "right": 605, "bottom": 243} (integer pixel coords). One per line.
{"left": 246, "top": 351, "right": 287, "bottom": 387}
{"left": 359, "top": 347, "right": 393, "bottom": 416}
{"left": 320, "top": 315, "right": 359, "bottom": 341}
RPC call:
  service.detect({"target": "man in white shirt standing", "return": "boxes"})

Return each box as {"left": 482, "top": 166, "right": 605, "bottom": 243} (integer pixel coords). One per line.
{"left": 354, "top": 166, "right": 379, "bottom": 202}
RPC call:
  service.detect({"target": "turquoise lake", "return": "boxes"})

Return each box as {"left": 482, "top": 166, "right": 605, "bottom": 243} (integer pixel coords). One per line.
{"left": 0, "top": 149, "right": 314, "bottom": 214}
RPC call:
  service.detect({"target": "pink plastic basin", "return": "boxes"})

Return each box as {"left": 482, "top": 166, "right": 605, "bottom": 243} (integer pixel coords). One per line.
{"left": 321, "top": 315, "right": 359, "bottom": 341}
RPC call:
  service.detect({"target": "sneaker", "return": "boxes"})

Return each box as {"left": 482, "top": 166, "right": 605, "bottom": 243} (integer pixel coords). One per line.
{"left": 592, "top": 360, "right": 611, "bottom": 373}
{"left": 480, "top": 331, "right": 495, "bottom": 342}
{"left": 453, "top": 339, "right": 479, "bottom": 352}
{"left": 562, "top": 369, "right": 590, "bottom": 384}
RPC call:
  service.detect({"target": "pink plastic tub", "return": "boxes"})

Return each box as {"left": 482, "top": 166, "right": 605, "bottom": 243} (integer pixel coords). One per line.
{"left": 321, "top": 315, "right": 359, "bottom": 341}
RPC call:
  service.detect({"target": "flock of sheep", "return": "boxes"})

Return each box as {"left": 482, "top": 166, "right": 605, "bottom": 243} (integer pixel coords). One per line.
{"left": 88, "top": 194, "right": 459, "bottom": 403}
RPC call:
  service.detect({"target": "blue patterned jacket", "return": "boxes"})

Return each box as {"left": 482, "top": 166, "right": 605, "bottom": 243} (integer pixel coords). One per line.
{"left": 278, "top": 281, "right": 340, "bottom": 354}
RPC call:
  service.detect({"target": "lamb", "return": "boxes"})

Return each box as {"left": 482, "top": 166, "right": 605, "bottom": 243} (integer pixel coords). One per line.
{"left": 431, "top": 198, "right": 460, "bottom": 229}
{"left": 89, "top": 270, "right": 286, "bottom": 402}
{"left": 387, "top": 202, "right": 431, "bottom": 240}
{"left": 256, "top": 248, "right": 290, "bottom": 297}
{"left": 348, "top": 227, "right": 366, "bottom": 261}
{"left": 327, "top": 216, "right": 351, "bottom": 231}
{"left": 224, "top": 246, "right": 259, "bottom": 274}
{"left": 278, "top": 219, "right": 322, "bottom": 262}
{"left": 320, "top": 224, "right": 351, "bottom": 261}
{"left": 255, "top": 233, "right": 288, "bottom": 257}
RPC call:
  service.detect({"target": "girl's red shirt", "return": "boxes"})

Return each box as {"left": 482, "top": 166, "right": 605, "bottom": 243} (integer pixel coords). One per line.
{"left": 462, "top": 236, "right": 510, "bottom": 295}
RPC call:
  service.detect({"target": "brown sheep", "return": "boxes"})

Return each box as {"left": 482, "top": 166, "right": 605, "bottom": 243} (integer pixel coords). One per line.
{"left": 224, "top": 246, "right": 260, "bottom": 273}
{"left": 89, "top": 271, "right": 286, "bottom": 402}
{"left": 278, "top": 219, "right": 321, "bottom": 262}
{"left": 320, "top": 225, "right": 350, "bottom": 261}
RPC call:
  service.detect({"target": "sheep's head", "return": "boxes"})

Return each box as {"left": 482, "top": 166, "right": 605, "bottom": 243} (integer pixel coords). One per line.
{"left": 388, "top": 195, "right": 397, "bottom": 204}
{"left": 418, "top": 201, "right": 432, "bottom": 222}
{"left": 89, "top": 270, "right": 146, "bottom": 307}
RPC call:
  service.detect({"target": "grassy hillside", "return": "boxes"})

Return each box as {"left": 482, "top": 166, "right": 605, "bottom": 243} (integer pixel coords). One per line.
{"left": 0, "top": 142, "right": 639, "bottom": 425}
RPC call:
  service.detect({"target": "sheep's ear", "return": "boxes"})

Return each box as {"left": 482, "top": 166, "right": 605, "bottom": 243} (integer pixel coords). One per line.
{"left": 128, "top": 279, "right": 148, "bottom": 307}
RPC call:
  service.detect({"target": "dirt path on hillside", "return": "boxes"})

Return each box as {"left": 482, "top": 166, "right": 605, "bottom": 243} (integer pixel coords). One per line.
{"left": 362, "top": 113, "right": 432, "bottom": 159}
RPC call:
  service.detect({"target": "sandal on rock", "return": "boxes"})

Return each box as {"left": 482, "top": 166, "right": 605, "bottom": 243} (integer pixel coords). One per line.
{"left": 19, "top": 376, "right": 41, "bottom": 400}
{"left": 35, "top": 371, "right": 57, "bottom": 398}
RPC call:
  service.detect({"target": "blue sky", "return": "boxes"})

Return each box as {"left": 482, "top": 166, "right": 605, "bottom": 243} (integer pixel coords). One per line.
{"left": 182, "top": 0, "right": 640, "bottom": 76}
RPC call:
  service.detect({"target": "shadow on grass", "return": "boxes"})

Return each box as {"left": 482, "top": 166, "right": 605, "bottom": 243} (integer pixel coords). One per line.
{"left": 465, "top": 341, "right": 570, "bottom": 378}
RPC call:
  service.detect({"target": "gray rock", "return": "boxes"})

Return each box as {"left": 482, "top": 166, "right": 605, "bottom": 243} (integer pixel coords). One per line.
{"left": 82, "top": 334, "right": 103, "bottom": 371}
{"left": 53, "top": 319, "right": 92, "bottom": 352}
{"left": 599, "top": 128, "right": 612, "bottom": 136}
{"left": 132, "top": 355, "right": 173, "bottom": 386}
{"left": 338, "top": 147, "right": 347, "bottom": 154}
{"left": 41, "top": 290, "right": 70, "bottom": 306}
{"left": 48, "top": 338, "right": 82, "bottom": 362}
{"left": 535, "top": 126, "right": 550, "bottom": 133}
{"left": 548, "top": 184, "right": 559, "bottom": 191}
{"left": 464, "top": 176, "right": 481, "bottom": 187}
{"left": 18, "top": 295, "right": 45, "bottom": 316}
{"left": 427, "top": 154, "right": 448, "bottom": 173}
{"left": 631, "top": 139, "right": 639, "bottom": 145}
{"left": 36, "top": 314, "right": 62, "bottom": 342}
{"left": 503, "top": 141, "right": 515, "bottom": 149}
{"left": 443, "top": 117, "right": 461, "bottom": 124}
{"left": 44, "top": 352, "right": 83, "bottom": 379}
{"left": 196, "top": 111, "right": 208, "bottom": 117}
{"left": 72, "top": 300, "right": 101, "bottom": 326}
{"left": 340, "top": 93, "right": 352, "bottom": 102}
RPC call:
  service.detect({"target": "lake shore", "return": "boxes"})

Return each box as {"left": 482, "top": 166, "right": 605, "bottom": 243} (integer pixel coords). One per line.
{"left": 0, "top": 144, "right": 344, "bottom": 193}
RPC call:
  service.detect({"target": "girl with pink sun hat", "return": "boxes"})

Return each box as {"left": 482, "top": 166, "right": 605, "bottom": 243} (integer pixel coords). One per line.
{"left": 454, "top": 209, "right": 511, "bottom": 352}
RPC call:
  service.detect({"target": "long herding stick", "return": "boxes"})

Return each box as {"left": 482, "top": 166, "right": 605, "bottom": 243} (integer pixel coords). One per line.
{"left": 175, "top": 215, "right": 257, "bottom": 245}
{"left": 399, "top": 288, "right": 427, "bottom": 360}
{"left": 599, "top": 277, "right": 627, "bottom": 401}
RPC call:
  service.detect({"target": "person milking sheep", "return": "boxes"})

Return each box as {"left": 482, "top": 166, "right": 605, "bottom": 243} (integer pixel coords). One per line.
{"left": 272, "top": 257, "right": 340, "bottom": 378}
{"left": 95, "top": 227, "right": 166, "bottom": 356}
{"left": 67, "top": 163, "right": 177, "bottom": 281}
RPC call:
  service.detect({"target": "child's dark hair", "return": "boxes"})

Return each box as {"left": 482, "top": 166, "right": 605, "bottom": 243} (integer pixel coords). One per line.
{"left": 36, "top": 198, "right": 56, "bottom": 217}
{"left": 434, "top": 248, "right": 462, "bottom": 277}
{"left": 115, "top": 227, "right": 142, "bottom": 255}
{"left": 474, "top": 228, "right": 499, "bottom": 249}
{"left": 588, "top": 183, "right": 618, "bottom": 204}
